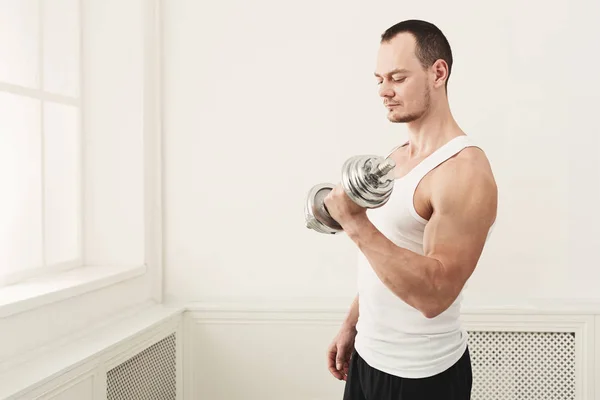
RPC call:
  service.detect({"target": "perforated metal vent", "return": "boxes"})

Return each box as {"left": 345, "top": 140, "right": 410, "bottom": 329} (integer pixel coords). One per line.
{"left": 468, "top": 331, "right": 576, "bottom": 400}
{"left": 107, "top": 333, "right": 177, "bottom": 400}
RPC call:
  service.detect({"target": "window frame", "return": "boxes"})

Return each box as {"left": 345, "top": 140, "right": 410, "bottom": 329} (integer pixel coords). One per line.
{"left": 0, "top": 0, "right": 163, "bottom": 315}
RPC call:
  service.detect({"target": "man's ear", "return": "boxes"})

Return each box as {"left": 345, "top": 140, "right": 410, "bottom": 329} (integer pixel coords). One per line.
{"left": 431, "top": 59, "right": 449, "bottom": 89}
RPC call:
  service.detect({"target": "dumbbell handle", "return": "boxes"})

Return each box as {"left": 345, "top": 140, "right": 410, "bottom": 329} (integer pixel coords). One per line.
{"left": 372, "top": 158, "right": 396, "bottom": 178}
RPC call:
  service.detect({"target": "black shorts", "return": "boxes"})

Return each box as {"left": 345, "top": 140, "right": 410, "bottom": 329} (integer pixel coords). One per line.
{"left": 343, "top": 347, "right": 472, "bottom": 400}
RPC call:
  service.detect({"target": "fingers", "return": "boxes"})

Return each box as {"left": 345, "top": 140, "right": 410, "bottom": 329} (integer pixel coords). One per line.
{"left": 336, "top": 347, "right": 347, "bottom": 371}
{"left": 328, "top": 339, "right": 356, "bottom": 382}
{"left": 327, "top": 345, "right": 344, "bottom": 380}
{"left": 329, "top": 365, "right": 344, "bottom": 380}
{"left": 339, "top": 347, "right": 353, "bottom": 381}
{"left": 327, "top": 347, "right": 341, "bottom": 379}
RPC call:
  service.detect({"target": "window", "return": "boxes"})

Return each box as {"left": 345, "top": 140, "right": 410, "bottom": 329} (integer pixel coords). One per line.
{"left": 0, "top": 0, "right": 82, "bottom": 286}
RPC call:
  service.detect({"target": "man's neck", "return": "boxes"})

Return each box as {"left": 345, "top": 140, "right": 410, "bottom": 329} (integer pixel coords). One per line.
{"left": 405, "top": 102, "right": 463, "bottom": 158}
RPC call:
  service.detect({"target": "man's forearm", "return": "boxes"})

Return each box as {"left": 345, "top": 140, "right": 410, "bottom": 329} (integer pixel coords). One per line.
{"left": 342, "top": 295, "right": 359, "bottom": 330}
{"left": 344, "top": 215, "right": 444, "bottom": 318}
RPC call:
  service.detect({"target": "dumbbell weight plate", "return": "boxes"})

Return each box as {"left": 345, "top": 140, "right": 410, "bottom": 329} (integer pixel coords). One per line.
{"left": 341, "top": 155, "right": 395, "bottom": 209}
{"left": 304, "top": 183, "right": 343, "bottom": 234}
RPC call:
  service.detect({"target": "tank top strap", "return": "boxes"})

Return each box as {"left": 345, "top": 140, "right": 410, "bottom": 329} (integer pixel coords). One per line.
{"left": 384, "top": 140, "right": 410, "bottom": 159}
{"left": 405, "top": 135, "right": 479, "bottom": 186}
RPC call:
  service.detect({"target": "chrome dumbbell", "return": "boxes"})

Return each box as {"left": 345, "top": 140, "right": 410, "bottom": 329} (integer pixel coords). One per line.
{"left": 304, "top": 155, "right": 396, "bottom": 234}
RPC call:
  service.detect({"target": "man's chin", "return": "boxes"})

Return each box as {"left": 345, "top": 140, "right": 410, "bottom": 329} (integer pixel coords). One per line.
{"left": 388, "top": 115, "right": 413, "bottom": 123}
{"left": 387, "top": 110, "right": 421, "bottom": 123}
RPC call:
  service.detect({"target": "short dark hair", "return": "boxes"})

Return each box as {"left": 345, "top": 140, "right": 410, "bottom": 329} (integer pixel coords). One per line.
{"left": 381, "top": 20, "right": 453, "bottom": 88}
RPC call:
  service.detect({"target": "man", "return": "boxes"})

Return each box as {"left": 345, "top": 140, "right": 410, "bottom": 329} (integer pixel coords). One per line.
{"left": 323, "top": 20, "right": 497, "bottom": 400}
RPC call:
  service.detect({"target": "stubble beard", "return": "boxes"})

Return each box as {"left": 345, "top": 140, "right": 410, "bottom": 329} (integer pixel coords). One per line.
{"left": 388, "top": 88, "right": 431, "bottom": 124}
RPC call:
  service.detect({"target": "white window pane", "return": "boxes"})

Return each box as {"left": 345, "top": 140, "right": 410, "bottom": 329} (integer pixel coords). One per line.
{"left": 44, "top": 102, "right": 80, "bottom": 265}
{"left": 0, "top": 92, "right": 43, "bottom": 277}
{"left": 42, "top": 0, "right": 80, "bottom": 97}
{"left": 0, "top": 0, "right": 40, "bottom": 88}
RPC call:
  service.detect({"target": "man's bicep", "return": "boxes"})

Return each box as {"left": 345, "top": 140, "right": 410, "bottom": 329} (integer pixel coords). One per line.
{"left": 423, "top": 169, "right": 497, "bottom": 283}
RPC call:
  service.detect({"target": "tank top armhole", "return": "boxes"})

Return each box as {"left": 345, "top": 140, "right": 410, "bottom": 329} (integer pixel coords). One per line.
{"left": 404, "top": 137, "right": 480, "bottom": 226}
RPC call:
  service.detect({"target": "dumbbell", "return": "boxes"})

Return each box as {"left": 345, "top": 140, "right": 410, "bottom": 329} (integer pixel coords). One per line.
{"left": 304, "top": 155, "right": 396, "bottom": 234}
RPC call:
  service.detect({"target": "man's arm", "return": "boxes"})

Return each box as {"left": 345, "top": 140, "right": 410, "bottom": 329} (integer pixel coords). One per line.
{"left": 343, "top": 155, "right": 497, "bottom": 319}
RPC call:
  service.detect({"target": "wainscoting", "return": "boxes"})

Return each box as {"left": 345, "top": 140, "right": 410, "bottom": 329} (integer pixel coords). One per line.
{"left": 185, "top": 301, "right": 598, "bottom": 400}
{"left": 3, "top": 301, "right": 599, "bottom": 399}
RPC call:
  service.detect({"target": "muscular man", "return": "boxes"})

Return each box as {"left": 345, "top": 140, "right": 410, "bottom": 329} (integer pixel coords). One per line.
{"left": 323, "top": 20, "right": 497, "bottom": 400}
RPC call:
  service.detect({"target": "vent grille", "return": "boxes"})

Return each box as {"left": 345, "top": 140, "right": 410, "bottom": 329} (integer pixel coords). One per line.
{"left": 107, "top": 333, "right": 177, "bottom": 400}
{"left": 468, "top": 331, "right": 576, "bottom": 400}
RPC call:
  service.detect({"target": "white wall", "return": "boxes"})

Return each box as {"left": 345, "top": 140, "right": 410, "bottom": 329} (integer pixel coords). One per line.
{"left": 82, "top": 0, "right": 146, "bottom": 268}
{"left": 163, "top": 0, "right": 600, "bottom": 308}
{"left": 185, "top": 308, "right": 348, "bottom": 400}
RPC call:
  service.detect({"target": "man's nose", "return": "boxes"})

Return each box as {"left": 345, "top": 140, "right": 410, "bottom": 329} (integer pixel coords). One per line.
{"left": 378, "top": 83, "right": 394, "bottom": 98}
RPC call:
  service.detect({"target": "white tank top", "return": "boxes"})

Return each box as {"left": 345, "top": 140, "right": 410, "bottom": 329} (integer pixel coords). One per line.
{"left": 354, "top": 135, "right": 489, "bottom": 379}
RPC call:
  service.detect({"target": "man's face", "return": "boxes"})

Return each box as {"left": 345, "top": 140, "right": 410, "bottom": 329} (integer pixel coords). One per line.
{"left": 375, "top": 33, "right": 431, "bottom": 123}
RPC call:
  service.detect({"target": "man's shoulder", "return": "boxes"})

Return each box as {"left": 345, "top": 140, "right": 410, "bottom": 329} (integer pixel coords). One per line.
{"left": 439, "top": 144, "right": 495, "bottom": 183}
{"left": 451, "top": 143, "right": 490, "bottom": 166}
{"left": 431, "top": 145, "right": 498, "bottom": 209}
